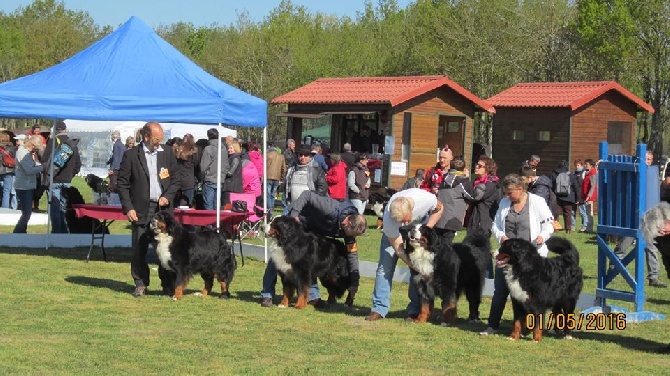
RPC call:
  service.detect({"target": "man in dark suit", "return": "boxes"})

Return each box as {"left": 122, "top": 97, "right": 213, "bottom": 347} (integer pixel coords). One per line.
{"left": 117, "top": 122, "right": 180, "bottom": 297}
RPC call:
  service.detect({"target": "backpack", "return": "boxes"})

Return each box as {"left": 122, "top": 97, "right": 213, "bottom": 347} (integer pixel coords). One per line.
{"left": 0, "top": 147, "right": 15, "bottom": 168}
{"left": 555, "top": 171, "right": 571, "bottom": 197}
{"left": 52, "top": 138, "right": 74, "bottom": 169}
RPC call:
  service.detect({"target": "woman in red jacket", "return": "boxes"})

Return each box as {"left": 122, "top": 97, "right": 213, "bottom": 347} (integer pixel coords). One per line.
{"left": 326, "top": 153, "right": 348, "bottom": 200}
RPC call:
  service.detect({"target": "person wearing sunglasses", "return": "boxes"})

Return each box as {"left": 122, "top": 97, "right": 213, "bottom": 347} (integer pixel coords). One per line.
{"left": 466, "top": 156, "right": 501, "bottom": 237}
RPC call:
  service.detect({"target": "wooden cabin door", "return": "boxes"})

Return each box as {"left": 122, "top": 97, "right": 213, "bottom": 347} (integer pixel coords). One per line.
{"left": 438, "top": 116, "right": 465, "bottom": 157}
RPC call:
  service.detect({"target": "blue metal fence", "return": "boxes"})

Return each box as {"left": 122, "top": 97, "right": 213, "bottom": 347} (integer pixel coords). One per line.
{"left": 587, "top": 142, "right": 664, "bottom": 321}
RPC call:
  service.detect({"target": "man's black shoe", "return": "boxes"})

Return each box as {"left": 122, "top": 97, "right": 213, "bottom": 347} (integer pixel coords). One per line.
{"left": 649, "top": 279, "right": 668, "bottom": 288}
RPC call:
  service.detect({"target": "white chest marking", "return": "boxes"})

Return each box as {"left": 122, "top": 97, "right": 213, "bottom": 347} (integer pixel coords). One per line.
{"left": 503, "top": 267, "right": 529, "bottom": 302}
{"left": 155, "top": 233, "right": 174, "bottom": 271}
{"left": 409, "top": 245, "right": 434, "bottom": 277}
{"left": 267, "top": 239, "right": 292, "bottom": 274}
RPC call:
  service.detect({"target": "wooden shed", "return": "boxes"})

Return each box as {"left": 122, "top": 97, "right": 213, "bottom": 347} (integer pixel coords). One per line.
{"left": 271, "top": 75, "right": 494, "bottom": 190}
{"left": 487, "top": 81, "right": 655, "bottom": 177}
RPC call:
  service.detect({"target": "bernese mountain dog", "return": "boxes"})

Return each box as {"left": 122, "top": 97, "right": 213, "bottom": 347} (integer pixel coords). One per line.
{"left": 150, "top": 210, "right": 236, "bottom": 301}
{"left": 62, "top": 186, "right": 109, "bottom": 234}
{"left": 403, "top": 224, "right": 490, "bottom": 325}
{"left": 496, "top": 237, "right": 583, "bottom": 342}
{"left": 265, "top": 216, "right": 351, "bottom": 309}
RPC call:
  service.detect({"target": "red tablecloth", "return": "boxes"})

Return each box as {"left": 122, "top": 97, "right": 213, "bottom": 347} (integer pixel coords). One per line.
{"left": 73, "top": 204, "right": 249, "bottom": 263}
{"left": 73, "top": 204, "right": 247, "bottom": 227}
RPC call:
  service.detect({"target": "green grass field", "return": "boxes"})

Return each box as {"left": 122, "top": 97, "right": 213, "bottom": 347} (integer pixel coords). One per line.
{"left": 1, "top": 177, "right": 669, "bottom": 374}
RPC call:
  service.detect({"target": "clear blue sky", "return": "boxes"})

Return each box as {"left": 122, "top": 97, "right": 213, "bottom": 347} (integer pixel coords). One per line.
{"left": 1, "top": 0, "right": 412, "bottom": 28}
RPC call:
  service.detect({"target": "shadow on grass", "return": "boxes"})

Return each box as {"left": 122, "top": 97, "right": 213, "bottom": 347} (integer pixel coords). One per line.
{"left": 66, "top": 275, "right": 133, "bottom": 294}
{"left": 647, "top": 297, "right": 670, "bottom": 305}
{"left": 233, "top": 289, "right": 376, "bottom": 317}
{"left": 66, "top": 275, "right": 225, "bottom": 298}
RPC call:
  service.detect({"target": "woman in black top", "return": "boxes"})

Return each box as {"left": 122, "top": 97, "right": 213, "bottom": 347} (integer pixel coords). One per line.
{"left": 173, "top": 134, "right": 199, "bottom": 207}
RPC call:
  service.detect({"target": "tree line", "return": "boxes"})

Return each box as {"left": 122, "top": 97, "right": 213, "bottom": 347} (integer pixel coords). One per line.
{"left": 1, "top": 0, "right": 669, "bottom": 157}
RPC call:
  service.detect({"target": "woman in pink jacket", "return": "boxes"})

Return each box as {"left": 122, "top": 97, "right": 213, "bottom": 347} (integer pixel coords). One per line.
{"left": 246, "top": 140, "right": 264, "bottom": 181}
{"left": 241, "top": 157, "right": 262, "bottom": 200}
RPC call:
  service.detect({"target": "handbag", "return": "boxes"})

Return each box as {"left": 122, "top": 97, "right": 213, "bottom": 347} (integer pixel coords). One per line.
{"left": 232, "top": 200, "right": 248, "bottom": 213}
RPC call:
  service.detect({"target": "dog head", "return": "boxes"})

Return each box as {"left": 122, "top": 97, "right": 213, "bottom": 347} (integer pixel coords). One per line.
{"left": 265, "top": 216, "right": 302, "bottom": 243}
{"left": 150, "top": 210, "right": 180, "bottom": 236}
{"left": 401, "top": 224, "right": 439, "bottom": 255}
{"left": 496, "top": 238, "right": 537, "bottom": 267}
{"left": 85, "top": 174, "right": 107, "bottom": 193}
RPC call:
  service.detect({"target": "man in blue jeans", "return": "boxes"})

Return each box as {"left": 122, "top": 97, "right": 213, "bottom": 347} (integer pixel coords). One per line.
{"left": 41, "top": 121, "right": 81, "bottom": 233}
{"left": 260, "top": 191, "right": 366, "bottom": 308}
{"left": 365, "top": 188, "right": 443, "bottom": 321}
{"left": 198, "top": 128, "right": 229, "bottom": 210}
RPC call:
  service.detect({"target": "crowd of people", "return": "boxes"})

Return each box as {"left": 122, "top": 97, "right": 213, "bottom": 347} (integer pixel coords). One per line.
{"left": 0, "top": 122, "right": 81, "bottom": 234}
{"left": 4, "top": 121, "right": 669, "bottom": 348}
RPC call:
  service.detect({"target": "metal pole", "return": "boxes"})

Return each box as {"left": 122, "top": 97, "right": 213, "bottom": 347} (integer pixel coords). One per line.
{"left": 215, "top": 124, "right": 222, "bottom": 231}
{"left": 263, "top": 126, "right": 268, "bottom": 262}
{"left": 45, "top": 120, "right": 57, "bottom": 250}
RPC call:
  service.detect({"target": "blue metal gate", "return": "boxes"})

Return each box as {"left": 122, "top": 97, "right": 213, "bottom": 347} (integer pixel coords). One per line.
{"left": 584, "top": 142, "right": 665, "bottom": 321}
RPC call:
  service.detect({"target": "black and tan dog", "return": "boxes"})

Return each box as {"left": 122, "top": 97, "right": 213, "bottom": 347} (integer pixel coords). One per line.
{"left": 265, "top": 216, "right": 351, "bottom": 309}
{"left": 496, "top": 237, "right": 583, "bottom": 342}
{"left": 150, "top": 210, "right": 236, "bottom": 300}
{"left": 403, "top": 224, "right": 490, "bottom": 325}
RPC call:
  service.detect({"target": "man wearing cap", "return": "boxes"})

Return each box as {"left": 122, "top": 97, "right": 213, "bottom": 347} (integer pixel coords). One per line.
{"left": 117, "top": 121, "right": 180, "bottom": 297}
{"left": 283, "top": 145, "right": 327, "bottom": 210}
{"left": 41, "top": 120, "right": 81, "bottom": 233}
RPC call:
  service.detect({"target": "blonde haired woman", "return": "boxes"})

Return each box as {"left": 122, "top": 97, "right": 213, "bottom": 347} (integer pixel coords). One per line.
{"left": 365, "top": 188, "right": 444, "bottom": 321}
{"left": 13, "top": 135, "right": 44, "bottom": 233}
{"left": 223, "top": 139, "right": 243, "bottom": 206}
{"left": 480, "top": 173, "right": 554, "bottom": 335}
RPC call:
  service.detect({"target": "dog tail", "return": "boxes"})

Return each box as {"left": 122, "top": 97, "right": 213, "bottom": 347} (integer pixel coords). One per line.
{"left": 462, "top": 232, "right": 491, "bottom": 254}
{"left": 545, "top": 237, "right": 580, "bottom": 265}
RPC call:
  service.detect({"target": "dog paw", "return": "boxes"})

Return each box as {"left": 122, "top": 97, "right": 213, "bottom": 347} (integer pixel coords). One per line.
{"left": 563, "top": 334, "right": 573, "bottom": 340}
{"left": 277, "top": 304, "right": 288, "bottom": 308}
{"left": 219, "top": 293, "right": 230, "bottom": 300}
{"left": 440, "top": 322, "right": 451, "bottom": 327}
{"left": 171, "top": 296, "right": 178, "bottom": 301}
{"left": 193, "top": 292, "right": 203, "bottom": 297}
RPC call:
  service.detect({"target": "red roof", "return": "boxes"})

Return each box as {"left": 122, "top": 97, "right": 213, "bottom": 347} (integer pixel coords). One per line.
{"left": 487, "top": 81, "right": 654, "bottom": 113}
{"left": 271, "top": 75, "right": 495, "bottom": 112}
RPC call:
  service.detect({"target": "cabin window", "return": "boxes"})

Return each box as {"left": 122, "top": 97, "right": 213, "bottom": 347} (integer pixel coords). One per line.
{"left": 512, "top": 130, "right": 524, "bottom": 141}
{"left": 402, "top": 112, "right": 412, "bottom": 161}
{"left": 607, "top": 121, "right": 631, "bottom": 154}
{"left": 538, "top": 131, "right": 551, "bottom": 141}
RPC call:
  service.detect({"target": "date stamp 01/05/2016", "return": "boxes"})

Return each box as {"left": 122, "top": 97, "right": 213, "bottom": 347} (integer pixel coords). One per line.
{"left": 526, "top": 313, "right": 627, "bottom": 331}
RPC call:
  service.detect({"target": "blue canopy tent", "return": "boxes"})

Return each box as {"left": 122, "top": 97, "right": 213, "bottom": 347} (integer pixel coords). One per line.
{"left": 0, "top": 16, "right": 266, "bottom": 125}
{"left": 0, "top": 16, "right": 268, "bottom": 249}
